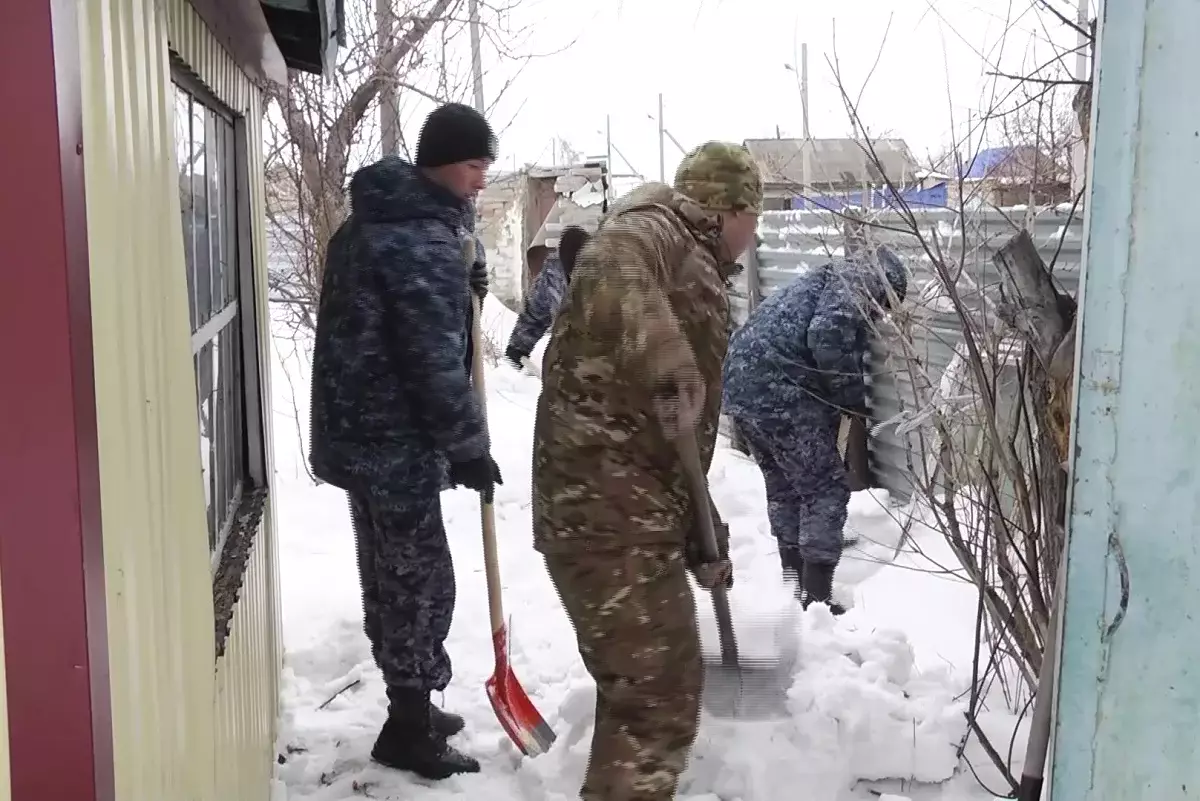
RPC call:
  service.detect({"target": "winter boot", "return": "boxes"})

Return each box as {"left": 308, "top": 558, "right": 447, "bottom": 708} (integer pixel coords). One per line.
{"left": 372, "top": 689, "right": 480, "bottom": 779}
{"left": 779, "top": 548, "right": 805, "bottom": 602}
{"left": 430, "top": 703, "right": 465, "bottom": 739}
{"left": 388, "top": 688, "right": 465, "bottom": 740}
{"left": 801, "top": 561, "right": 847, "bottom": 616}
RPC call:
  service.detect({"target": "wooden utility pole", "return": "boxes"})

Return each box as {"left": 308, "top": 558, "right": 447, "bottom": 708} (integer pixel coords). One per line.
{"left": 468, "top": 0, "right": 485, "bottom": 113}
{"left": 377, "top": 0, "right": 399, "bottom": 155}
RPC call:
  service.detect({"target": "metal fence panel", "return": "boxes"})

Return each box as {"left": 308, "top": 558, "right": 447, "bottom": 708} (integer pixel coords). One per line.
{"left": 728, "top": 205, "right": 1084, "bottom": 500}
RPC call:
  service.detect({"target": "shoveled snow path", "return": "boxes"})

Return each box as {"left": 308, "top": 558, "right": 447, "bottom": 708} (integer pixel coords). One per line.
{"left": 271, "top": 298, "right": 1005, "bottom": 801}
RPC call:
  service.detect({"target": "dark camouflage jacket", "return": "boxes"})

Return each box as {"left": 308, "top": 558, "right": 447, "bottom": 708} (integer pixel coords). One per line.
{"left": 722, "top": 246, "right": 907, "bottom": 422}
{"left": 506, "top": 254, "right": 568, "bottom": 358}
{"left": 532, "top": 183, "right": 735, "bottom": 553}
{"left": 309, "top": 156, "right": 487, "bottom": 494}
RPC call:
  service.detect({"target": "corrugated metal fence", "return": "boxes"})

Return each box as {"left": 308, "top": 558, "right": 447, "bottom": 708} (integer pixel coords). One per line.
{"left": 731, "top": 206, "right": 1084, "bottom": 501}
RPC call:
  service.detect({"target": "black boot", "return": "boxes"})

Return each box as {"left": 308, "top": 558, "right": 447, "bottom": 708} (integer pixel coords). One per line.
{"left": 388, "top": 688, "right": 465, "bottom": 740}
{"left": 801, "top": 561, "right": 846, "bottom": 616}
{"left": 372, "top": 690, "right": 480, "bottom": 779}
{"left": 430, "top": 703, "right": 465, "bottom": 739}
{"left": 779, "top": 548, "right": 805, "bottom": 602}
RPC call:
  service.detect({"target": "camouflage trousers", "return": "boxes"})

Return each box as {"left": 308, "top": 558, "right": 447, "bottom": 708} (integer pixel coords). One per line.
{"left": 544, "top": 546, "right": 702, "bottom": 801}
{"left": 348, "top": 488, "right": 455, "bottom": 698}
{"left": 734, "top": 411, "right": 849, "bottom": 566}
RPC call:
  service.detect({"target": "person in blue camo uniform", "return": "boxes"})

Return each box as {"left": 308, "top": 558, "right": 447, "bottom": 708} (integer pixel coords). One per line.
{"left": 308, "top": 102, "right": 503, "bottom": 780}
{"left": 722, "top": 245, "right": 907, "bottom": 614}
{"left": 504, "top": 225, "right": 590, "bottom": 369}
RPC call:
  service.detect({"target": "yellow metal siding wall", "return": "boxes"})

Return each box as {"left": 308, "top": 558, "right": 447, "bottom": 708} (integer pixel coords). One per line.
{"left": 78, "top": 0, "right": 280, "bottom": 798}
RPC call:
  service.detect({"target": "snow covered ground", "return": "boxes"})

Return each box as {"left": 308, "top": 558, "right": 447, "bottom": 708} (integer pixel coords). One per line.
{"left": 270, "top": 297, "right": 1017, "bottom": 801}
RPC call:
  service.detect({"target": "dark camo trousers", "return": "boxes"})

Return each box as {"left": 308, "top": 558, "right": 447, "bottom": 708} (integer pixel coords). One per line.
{"left": 348, "top": 488, "right": 455, "bottom": 695}
{"left": 545, "top": 547, "right": 702, "bottom": 801}
{"left": 735, "top": 413, "right": 850, "bottom": 566}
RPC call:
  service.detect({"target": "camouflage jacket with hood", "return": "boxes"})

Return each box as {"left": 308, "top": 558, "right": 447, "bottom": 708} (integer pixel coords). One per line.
{"left": 532, "top": 183, "right": 736, "bottom": 553}
{"left": 308, "top": 156, "right": 487, "bottom": 495}
{"left": 722, "top": 245, "right": 908, "bottom": 423}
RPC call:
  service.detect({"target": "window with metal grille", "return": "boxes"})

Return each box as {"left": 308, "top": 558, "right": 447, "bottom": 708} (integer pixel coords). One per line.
{"left": 172, "top": 68, "right": 267, "bottom": 576}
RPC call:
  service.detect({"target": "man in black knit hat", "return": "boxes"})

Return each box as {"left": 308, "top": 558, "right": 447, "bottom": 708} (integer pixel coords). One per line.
{"left": 309, "top": 102, "right": 502, "bottom": 779}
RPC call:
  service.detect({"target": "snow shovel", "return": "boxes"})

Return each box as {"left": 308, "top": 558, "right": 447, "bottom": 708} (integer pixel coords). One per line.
{"left": 678, "top": 433, "right": 798, "bottom": 720}
{"left": 468, "top": 294, "right": 557, "bottom": 757}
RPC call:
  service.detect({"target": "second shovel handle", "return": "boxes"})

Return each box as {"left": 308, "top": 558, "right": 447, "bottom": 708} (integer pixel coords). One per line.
{"left": 677, "top": 432, "right": 739, "bottom": 666}
{"left": 677, "top": 434, "right": 721, "bottom": 563}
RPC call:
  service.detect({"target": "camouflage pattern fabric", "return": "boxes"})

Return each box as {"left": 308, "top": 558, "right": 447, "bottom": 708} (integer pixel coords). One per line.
{"left": 309, "top": 155, "right": 487, "bottom": 494}
{"left": 722, "top": 247, "right": 908, "bottom": 565}
{"left": 533, "top": 178, "right": 746, "bottom": 798}
{"left": 543, "top": 547, "right": 701, "bottom": 800}
{"left": 735, "top": 412, "right": 848, "bottom": 565}
{"left": 532, "top": 182, "right": 737, "bottom": 553}
{"left": 506, "top": 254, "right": 568, "bottom": 358}
{"left": 722, "top": 246, "right": 907, "bottom": 422}
{"left": 349, "top": 486, "right": 456, "bottom": 694}
{"left": 674, "top": 141, "right": 763, "bottom": 214}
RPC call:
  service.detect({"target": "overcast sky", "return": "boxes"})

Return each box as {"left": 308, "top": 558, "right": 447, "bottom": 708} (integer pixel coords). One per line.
{"left": 386, "top": 0, "right": 1093, "bottom": 181}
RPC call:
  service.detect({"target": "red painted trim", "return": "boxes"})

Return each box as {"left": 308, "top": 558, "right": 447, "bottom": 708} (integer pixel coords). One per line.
{"left": 0, "top": 2, "right": 113, "bottom": 800}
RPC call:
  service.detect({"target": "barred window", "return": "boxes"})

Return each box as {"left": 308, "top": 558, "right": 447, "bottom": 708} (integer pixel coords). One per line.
{"left": 173, "top": 70, "right": 266, "bottom": 568}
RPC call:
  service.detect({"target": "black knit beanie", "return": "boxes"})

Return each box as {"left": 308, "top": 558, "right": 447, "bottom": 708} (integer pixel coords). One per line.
{"left": 415, "top": 103, "right": 498, "bottom": 168}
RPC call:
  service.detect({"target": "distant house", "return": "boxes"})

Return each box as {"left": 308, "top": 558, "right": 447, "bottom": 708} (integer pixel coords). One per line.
{"left": 743, "top": 137, "right": 924, "bottom": 211}
{"left": 475, "top": 163, "right": 610, "bottom": 308}
{"left": 956, "top": 146, "right": 1072, "bottom": 208}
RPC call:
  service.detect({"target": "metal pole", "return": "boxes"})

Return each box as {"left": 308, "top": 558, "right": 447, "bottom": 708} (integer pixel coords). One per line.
{"left": 606, "top": 115, "right": 613, "bottom": 203}
{"left": 801, "top": 42, "right": 812, "bottom": 196}
{"left": 664, "top": 129, "right": 687, "bottom": 155}
{"left": 800, "top": 43, "right": 810, "bottom": 139}
{"left": 657, "top": 93, "right": 665, "bottom": 183}
{"left": 469, "top": 0, "right": 485, "bottom": 112}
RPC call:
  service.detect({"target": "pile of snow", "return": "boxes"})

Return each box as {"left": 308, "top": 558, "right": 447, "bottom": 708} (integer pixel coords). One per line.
{"left": 270, "top": 298, "right": 1006, "bottom": 801}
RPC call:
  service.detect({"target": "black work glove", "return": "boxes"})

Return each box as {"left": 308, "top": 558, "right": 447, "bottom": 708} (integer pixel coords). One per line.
{"left": 505, "top": 344, "right": 528, "bottom": 372}
{"left": 469, "top": 262, "right": 489, "bottom": 302}
{"left": 449, "top": 455, "right": 503, "bottom": 504}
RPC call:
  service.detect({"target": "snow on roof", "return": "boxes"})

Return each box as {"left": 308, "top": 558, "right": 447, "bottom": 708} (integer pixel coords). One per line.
{"left": 743, "top": 137, "right": 920, "bottom": 186}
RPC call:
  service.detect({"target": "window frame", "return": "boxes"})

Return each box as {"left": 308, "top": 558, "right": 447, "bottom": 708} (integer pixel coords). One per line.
{"left": 171, "top": 59, "right": 269, "bottom": 659}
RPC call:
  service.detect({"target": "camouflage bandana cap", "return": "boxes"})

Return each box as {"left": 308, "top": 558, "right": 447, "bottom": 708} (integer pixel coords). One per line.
{"left": 673, "top": 141, "right": 764, "bottom": 214}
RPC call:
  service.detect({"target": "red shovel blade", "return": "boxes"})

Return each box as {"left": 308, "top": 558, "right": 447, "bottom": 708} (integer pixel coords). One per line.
{"left": 485, "top": 620, "right": 556, "bottom": 757}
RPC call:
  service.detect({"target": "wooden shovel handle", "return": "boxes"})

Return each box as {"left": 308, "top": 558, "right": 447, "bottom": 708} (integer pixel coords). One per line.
{"left": 677, "top": 433, "right": 739, "bottom": 665}
{"left": 468, "top": 294, "right": 505, "bottom": 634}
{"left": 677, "top": 434, "right": 721, "bottom": 563}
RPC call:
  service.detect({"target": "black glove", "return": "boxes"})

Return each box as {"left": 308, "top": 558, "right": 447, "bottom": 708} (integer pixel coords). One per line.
{"left": 469, "top": 262, "right": 489, "bottom": 302}
{"left": 449, "top": 455, "right": 503, "bottom": 504}
{"left": 505, "top": 344, "right": 528, "bottom": 372}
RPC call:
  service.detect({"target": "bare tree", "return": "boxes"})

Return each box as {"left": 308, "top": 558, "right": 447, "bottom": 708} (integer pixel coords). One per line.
{"left": 744, "top": 4, "right": 1095, "bottom": 795}
{"left": 264, "top": 0, "right": 544, "bottom": 336}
